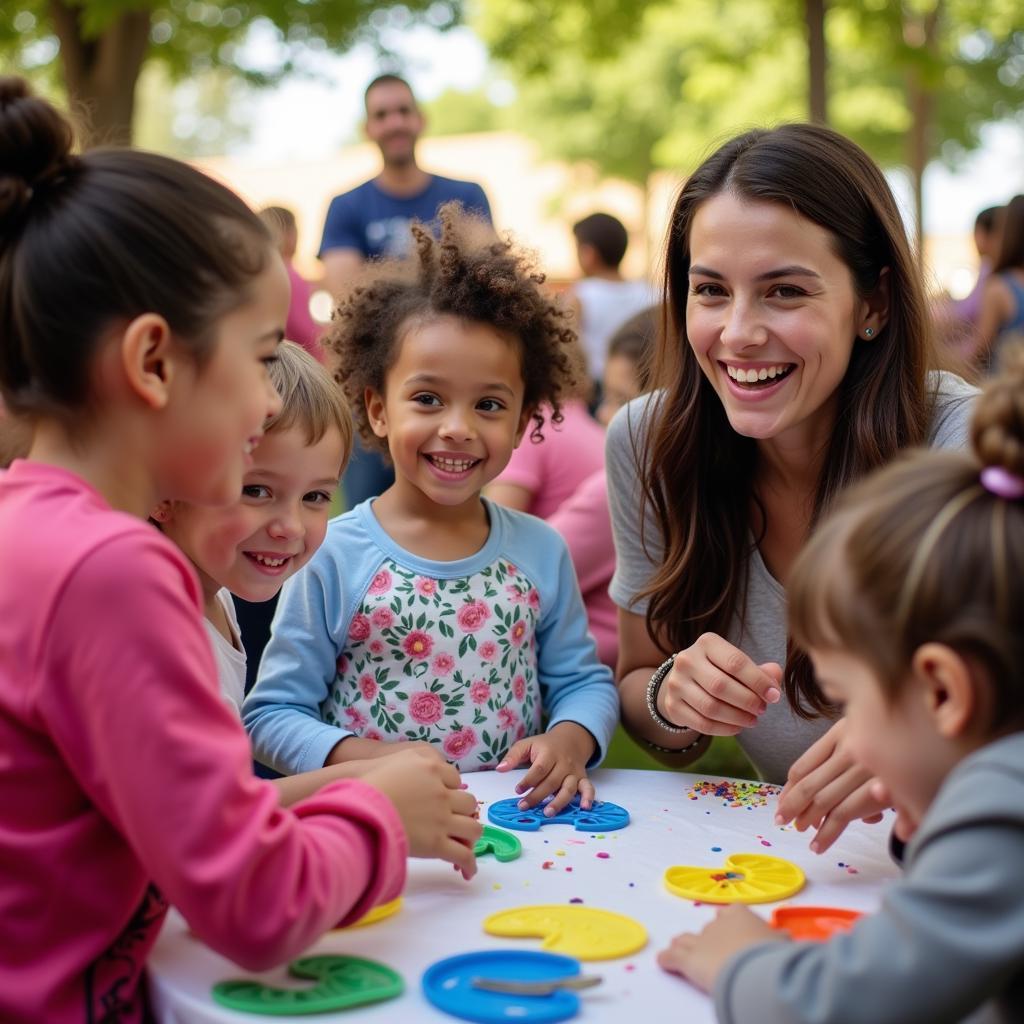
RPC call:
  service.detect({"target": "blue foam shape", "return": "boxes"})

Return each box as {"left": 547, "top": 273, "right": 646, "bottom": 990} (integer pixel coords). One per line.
{"left": 486, "top": 794, "right": 630, "bottom": 833}
{"left": 422, "top": 950, "right": 581, "bottom": 1024}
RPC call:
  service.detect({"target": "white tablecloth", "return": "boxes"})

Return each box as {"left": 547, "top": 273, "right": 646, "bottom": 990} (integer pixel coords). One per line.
{"left": 149, "top": 768, "right": 899, "bottom": 1023}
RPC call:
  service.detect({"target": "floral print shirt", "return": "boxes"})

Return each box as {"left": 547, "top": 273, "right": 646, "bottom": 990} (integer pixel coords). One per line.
{"left": 244, "top": 499, "right": 620, "bottom": 776}
{"left": 322, "top": 559, "right": 542, "bottom": 769}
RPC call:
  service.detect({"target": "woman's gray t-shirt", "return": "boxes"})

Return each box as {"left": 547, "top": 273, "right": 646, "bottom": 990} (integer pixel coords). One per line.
{"left": 606, "top": 371, "right": 978, "bottom": 783}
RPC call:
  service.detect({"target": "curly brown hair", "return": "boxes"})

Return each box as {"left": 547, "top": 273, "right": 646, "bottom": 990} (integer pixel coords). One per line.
{"left": 325, "top": 203, "right": 579, "bottom": 452}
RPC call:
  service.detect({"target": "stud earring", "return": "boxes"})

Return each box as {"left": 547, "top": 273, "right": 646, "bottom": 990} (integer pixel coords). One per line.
{"left": 864, "top": 327, "right": 875, "bottom": 338}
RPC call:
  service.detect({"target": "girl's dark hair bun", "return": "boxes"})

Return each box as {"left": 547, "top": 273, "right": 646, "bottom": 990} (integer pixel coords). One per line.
{"left": 0, "top": 75, "right": 77, "bottom": 233}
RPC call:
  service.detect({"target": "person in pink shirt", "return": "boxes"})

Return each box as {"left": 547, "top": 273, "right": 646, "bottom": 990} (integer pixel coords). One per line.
{"left": 547, "top": 308, "right": 657, "bottom": 667}
{"left": 488, "top": 395, "right": 606, "bottom": 519}
{"left": 259, "top": 205, "right": 326, "bottom": 362}
{"left": 0, "top": 77, "right": 479, "bottom": 1024}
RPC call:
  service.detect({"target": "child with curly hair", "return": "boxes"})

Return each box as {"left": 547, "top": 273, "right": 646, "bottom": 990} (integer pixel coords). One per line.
{"left": 244, "top": 205, "right": 620, "bottom": 814}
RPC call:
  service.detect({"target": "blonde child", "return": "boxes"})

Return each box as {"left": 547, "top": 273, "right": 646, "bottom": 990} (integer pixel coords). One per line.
{"left": 244, "top": 206, "right": 620, "bottom": 814}
{"left": 155, "top": 342, "right": 418, "bottom": 806}
{"left": 657, "top": 363, "right": 1024, "bottom": 1022}
{"left": 155, "top": 342, "right": 347, "bottom": 715}
{"left": 0, "top": 78, "right": 479, "bottom": 1023}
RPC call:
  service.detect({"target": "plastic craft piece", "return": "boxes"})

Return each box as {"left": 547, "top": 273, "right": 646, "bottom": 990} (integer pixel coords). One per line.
{"left": 423, "top": 950, "right": 582, "bottom": 1024}
{"left": 664, "top": 853, "right": 805, "bottom": 905}
{"left": 770, "top": 906, "right": 862, "bottom": 941}
{"left": 346, "top": 897, "right": 403, "bottom": 929}
{"left": 484, "top": 905, "right": 647, "bottom": 961}
{"left": 474, "top": 824, "right": 523, "bottom": 862}
{"left": 487, "top": 795, "right": 629, "bottom": 833}
{"left": 212, "top": 954, "right": 403, "bottom": 1016}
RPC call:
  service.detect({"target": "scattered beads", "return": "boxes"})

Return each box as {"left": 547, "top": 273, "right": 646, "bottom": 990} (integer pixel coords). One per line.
{"left": 687, "top": 779, "right": 782, "bottom": 809}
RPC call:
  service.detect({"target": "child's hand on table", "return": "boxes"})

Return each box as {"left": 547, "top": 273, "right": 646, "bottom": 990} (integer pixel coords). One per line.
{"left": 361, "top": 748, "right": 482, "bottom": 879}
{"left": 657, "top": 905, "right": 784, "bottom": 993}
{"left": 495, "top": 721, "right": 596, "bottom": 815}
{"left": 775, "top": 718, "right": 887, "bottom": 853}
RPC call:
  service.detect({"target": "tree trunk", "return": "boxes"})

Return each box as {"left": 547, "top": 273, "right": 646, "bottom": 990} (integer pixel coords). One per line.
{"left": 805, "top": 0, "right": 828, "bottom": 124}
{"left": 904, "top": 1, "right": 943, "bottom": 260}
{"left": 49, "top": 0, "right": 151, "bottom": 147}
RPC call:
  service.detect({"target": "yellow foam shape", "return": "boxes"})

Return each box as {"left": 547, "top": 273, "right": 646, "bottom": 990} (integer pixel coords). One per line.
{"left": 483, "top": 904, "right": 647, "bottom": 961}
{"left": 664, "top": 853, "right": 804, "bottom": 905}
{"left": 347, "top": 897, "right": 403, "bottom": 928}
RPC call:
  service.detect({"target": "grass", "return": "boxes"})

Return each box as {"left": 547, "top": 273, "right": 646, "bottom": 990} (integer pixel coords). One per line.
{"left": 602, "top": 724, "right": 757, "bottom": 780}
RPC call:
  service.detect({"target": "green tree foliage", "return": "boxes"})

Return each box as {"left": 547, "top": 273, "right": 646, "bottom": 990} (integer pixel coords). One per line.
{"left": 0, "top": 0, "right": 462, "bottom": 146}
{"left": 476, "top": 0, "right": 1024, "bottom": 236}
{"left": 425, "top": 85, "right": 513, "bottom": 136}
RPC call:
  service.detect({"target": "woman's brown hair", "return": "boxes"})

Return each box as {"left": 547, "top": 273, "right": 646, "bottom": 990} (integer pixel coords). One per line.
{"left": 636, "top": 123, "right": 936, "bottom": 716}
{"left": 788, "top": 355, "right": 1024, "bottom": 732}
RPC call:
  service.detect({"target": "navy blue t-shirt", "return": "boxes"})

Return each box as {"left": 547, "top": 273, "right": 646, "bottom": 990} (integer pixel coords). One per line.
{"left": 318, "top": 175, "right": 492, "bottom": 260}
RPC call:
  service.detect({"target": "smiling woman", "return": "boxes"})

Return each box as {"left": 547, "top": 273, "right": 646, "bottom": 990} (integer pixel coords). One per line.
{"left": 606, "top": 123, "right": 978, "bottom": 851}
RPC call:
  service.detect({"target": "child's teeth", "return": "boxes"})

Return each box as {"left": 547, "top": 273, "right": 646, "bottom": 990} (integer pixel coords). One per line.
{"left": 254, "top": 554, "right": 286, "bottom": 567}
{"left": 433, "top": 456, "right": 475, "bottom": 470}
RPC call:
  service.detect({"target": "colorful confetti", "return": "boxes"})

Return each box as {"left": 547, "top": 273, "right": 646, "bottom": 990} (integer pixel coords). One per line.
{"left": 542, "top": 861, "right": 555, "bottom": 870}
{"left": 687, "top": 779, "right": 782, "bottom": 809}
{"left": 569, "top": 897, "right": 584, "bottom": 904}
{"left": 596, "top": 852, "right": 611, "bottom": 860}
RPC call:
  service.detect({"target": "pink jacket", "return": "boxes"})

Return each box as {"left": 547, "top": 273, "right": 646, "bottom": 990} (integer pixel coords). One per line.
{"left": 0, "top": 461, "right": 406, "bottom": 1023}
{"left": 494, "top": 401, "right": 605, "bottom": 521}
{"left": 547, "top": 468, "right": 618, "bottom": 667}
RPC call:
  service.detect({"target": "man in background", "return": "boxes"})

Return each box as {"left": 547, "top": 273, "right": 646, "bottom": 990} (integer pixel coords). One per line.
{"left": 319, "top": 73, "right": 493, "bottom": 505}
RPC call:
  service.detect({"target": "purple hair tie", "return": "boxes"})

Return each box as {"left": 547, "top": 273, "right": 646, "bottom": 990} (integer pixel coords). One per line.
{"left": 980, "top": 466, "right": 1024, "bottom": 500}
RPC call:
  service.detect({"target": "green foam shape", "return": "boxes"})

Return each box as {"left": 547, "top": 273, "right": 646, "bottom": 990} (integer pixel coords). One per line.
{"left": 474, "top": 823, "right": 523, "bottom": 862}
{"left": 212, "top": 954, "right": 403, "bottom": 1015}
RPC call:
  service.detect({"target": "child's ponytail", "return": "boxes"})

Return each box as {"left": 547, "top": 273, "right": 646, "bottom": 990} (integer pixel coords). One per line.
{"left": 972, "top": 345, "right": 1024, "bottom": 482}
{"left": 0, "top": 76, "right": 79, "bottom": 404}
{"left": 0, "top": 76, "right": 271, "bottom": 421}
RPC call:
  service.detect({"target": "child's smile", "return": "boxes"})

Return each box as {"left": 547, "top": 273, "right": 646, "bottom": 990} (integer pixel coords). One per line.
{"left": 161, "top": 424, "right": 344, "bottom": 608}
{"left": 423, "top": 451, "right": 483, "bottom": 480}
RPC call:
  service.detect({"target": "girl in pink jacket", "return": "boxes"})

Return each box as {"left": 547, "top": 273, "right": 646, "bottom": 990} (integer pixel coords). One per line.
{"left": 0, "top": 76, "right": 479, "bottom": 1024}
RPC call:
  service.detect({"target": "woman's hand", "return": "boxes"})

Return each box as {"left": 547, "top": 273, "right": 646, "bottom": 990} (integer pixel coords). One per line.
{"left": 657, "top": 633, "right": 782, "bottom": 735}
{"left": 657, "top": 905, "right": 783, "bottom": 993}
{"left": 775, "top": 719, "right": 887, "bottom": 853}
{"left": 496, "top": 722, "right": 597, "bottom": 814}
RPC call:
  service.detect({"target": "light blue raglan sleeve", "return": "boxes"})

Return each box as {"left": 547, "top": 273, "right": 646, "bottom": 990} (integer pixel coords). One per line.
{"left": 509, "top": 512, "right": 619, "bottom": 766}
{"left": 242, "top": 525, "right": 361, "bottom": 775}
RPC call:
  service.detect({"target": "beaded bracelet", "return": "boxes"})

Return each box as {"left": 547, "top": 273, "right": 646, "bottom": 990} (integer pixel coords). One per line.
{"left": 644, "top": 654, "right": 705, "bottom": 754}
